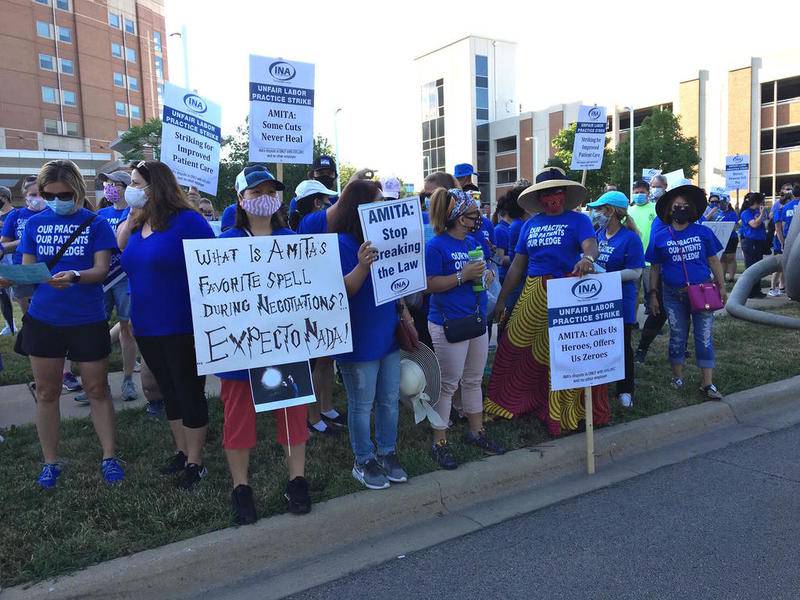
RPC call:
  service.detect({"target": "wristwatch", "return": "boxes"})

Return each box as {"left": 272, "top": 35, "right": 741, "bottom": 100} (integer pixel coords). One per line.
{"left": 456, "top": 270, "right": 463, "bottom": 286}
{"left": 71, "top": 270, "right": 81, "bottom": 283}
{"left": 583, "top": 255, "right": 595, "bottom": 263}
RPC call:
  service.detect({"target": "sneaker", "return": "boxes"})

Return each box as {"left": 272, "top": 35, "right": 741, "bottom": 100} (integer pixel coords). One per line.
{"left": 37, "top": 462, "right": 62, "bottom": 489}
{"left": 134, "top": 360, "right": 142, "bottom": 373}
{"left": 146, "top": 400, "right": 164, "bottom": 417}
{"left": 285, "top": 476, "right": 312, "bottom": 514}
{"left": 62, "top": 372, "right": 82, "bottom": 392}
{"left": 634, "top": 348, "right": 646, "bottom": 364}
{"left": 321, "top": 411, "right": 347, "bottom": 428}
{"left": 159, "top": 450, "right": 187, "bottom": 475}
{"left": 177, "top": 463, "right": 207, "bottom": 490}
{"left": 352, "top": 458, "right": 390, "bottom": 490}
{"left": 464, "top": 429, "right": 506, "bottom": 455}
{"left": 0, "top": 325, "right": 12, "bottom": 336}
{"left": 101, "top": 457, "right": 125, "bottom": 485}
{"left": 231, "top": 484, "right": 258, "bottom": 525}
{"left": 700, "top": 383, "right": 723, "bottom": 401}
{"left": 121, "top": 378, "right": 139, "bottom": 402}
{"left": 307, "top": 420, "right": 339, "bottom": 437}
{"left": 73, "top": 392, "right": 90, "bottom": 406}
{"left": 767, "top": 288, "right": 782, "bottom": 298}
{"left": 670, "top": 377, "right": 685, "bottom": 390}
{"left": 377, "top": 452, "right": 408, "bottom": 483}
{"left": 431, "top": 440, "right": 458, "bottom": 470}
{"left": 618, "top": 393, "right": 633, "bottom": 408}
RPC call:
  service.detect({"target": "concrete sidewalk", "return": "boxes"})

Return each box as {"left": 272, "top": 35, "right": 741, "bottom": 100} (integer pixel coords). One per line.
{"left": 0, "top": 371, "right": 221, "bottom": 429}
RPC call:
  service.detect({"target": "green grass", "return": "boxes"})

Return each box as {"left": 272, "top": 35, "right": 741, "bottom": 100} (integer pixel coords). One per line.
{"left": 1, "top": 304, "right": 799, "bottom": 587}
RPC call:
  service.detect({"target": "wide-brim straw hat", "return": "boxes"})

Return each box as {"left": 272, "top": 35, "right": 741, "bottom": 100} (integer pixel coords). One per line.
{"left": 400, "top": 342, "right": 440, "bottom": 408}
{"left": 517, "top": 167, "right": 587, "bottom": 214}
{"left": 655, "top": 184, "right": 707, "bottom": 222}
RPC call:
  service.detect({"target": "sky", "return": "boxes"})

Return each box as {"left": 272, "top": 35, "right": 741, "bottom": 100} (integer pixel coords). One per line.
{"left": 164, "top": 0, "right": 790, "bottom": 186}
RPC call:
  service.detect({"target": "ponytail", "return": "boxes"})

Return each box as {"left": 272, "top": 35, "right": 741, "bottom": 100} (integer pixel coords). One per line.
{"left": 429, "top": 188, "right": 451, "bottom": 234}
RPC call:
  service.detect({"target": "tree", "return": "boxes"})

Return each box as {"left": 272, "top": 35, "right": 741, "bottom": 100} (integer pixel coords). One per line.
{"left": 545, "top": 123, "right": 616, "bottom": 201}
{"left": 610, "top": 109, "right": 699, "bottom": 190}
{"left": 117, "top": 119, "right": 162, "bottom": 162}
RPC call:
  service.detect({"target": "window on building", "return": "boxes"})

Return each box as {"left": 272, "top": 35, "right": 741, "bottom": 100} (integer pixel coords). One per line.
{"left": 154, "top": 56, "right": 164, "bottom": 80}
{"left": 157, "top": 82, "right": 165, "bottom": 107}
{"left": 41, "top": 86, "right": 58, "bottom": 103}
{"left": 776, "top": 76, "right": 800, "bottom": 102}
{"left": 496, "top": 136, "right": 517, "bottom": 154}
{"left": 56, "top": 0, "right": 70, "bottom": 10}
{"left": 130, "top": 105, "right": 141, "bottom": 120}
{"left": 761, "top": 81, "right": 775, "bottom": 104}
{"left": 36, "top": 21, "right": 53, "bottom": 39}
{"left": 128, "top": 76, "right": 139, "bottom": 91}
{"left": 420, "top": 79, "right": 446, "bottom": 177}
{"left": 113, "top": 72, "right": 125, "bottom": 87}
{"left": 776, "top": 125, "right": 800, "bottom": 150}
{"left": 44, "top": 119, "right": 60, "bottom": 134}
{"left": 124, "top": 18, "right": 135, "bottom": 34}
{"left": 64, "top": 121, "right": 78, "bottom": 136}
{"left": 109, "top": 12, "right": 120, "bottom": 28}
{"left": 497, "top": 168, "right": 518, "bottom": 185}
{"left": 126, "top": 47, "right": 136, "bottom": 63}
{"left": 59, "top": 58, "right": 74, "bottom": 75}
{"left": 153, "top": 31, "right": 163, "bottom": 53}
{"left": 761, "top": 130, "right": 774, "bottom": 152}
{"left": 57, "top": 26, "right": 71, "bottom": 43}
{"left": 39, "top": 53, "right": 55, "bottom": 71}
{"left": 475, "top": 54, "right": 489, "bottom": 123}
{"left": 35, "top": 0, "right": 50, "bottom": 5}
{"left": 475, "top": 54, "right": 488, "bottom": 77}
{"left": 477, "top": 123, "right": 490, "bottom": 199}
{"left": 115, "top": 101, "right": 128, "bottom": 117}
{"left": 111, "top": 42, "right": 122, "bottom": 58}
{"left": 61, "top": 90, "right": 76, "bottom": 107}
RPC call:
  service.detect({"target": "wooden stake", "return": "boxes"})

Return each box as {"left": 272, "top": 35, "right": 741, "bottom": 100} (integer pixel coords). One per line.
{"left": 276, "top": 163, "right": 285, "bottom": 202}
{"left": 581, "top": 169, "right": 587, "bottom": 186}
{"left": 584, "top": 386, "right": 595, "bottom": 475}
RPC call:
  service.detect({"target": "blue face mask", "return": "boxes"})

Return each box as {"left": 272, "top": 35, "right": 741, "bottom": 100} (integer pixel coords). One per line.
{"left": 650, "top": 187, "right": 665, "bottom": 200}
{"left": 45, "top": 196, "right": 77, "bottom": 215}
{"left": 591, "top": 209, "right": 610, "bottom": 229}
{"left": 632, "top": 193, "right": 649, "bottom": 206}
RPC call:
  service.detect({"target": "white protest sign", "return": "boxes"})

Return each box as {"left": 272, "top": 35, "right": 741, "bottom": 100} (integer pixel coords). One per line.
{"left": 570, "top": 105, "right": 607, "bottom": 170}
{"left": 701, "top": 221, "right": 736, "bottom": 257}
{"left": 664, "top": 168, "right": 685, "bottom": 189}
{"left": 357, "top": 199, "right": 426, "bottom": 306}
{"left": 160, "top": 83, "right": 221, "bottom": 195}
{"left": 249, "top": 55, "right": 315, "bottom": 164}
{"left": 547, "top": 272, "right": 624, "bottom": 391}
{"left": 183, "top": 234, "right": 351, "bottom": 375}
{"left": 249, "top": 360, "right": 316, "bottom": 413}
{"left": 725, "top": 154, "right": 749, "bottom": 190}
{"left": 642, "top": 168, "right": 661, "bottom": 183}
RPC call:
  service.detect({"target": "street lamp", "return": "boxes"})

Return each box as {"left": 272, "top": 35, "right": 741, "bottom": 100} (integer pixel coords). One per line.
{"left": 624, "top": 106, "right": 634, "bottom": 197}
{"left": 334, "top": 107, "right": 343, "bottom": 194}
{"left": 524, "top": 135, "right": 539, "bottom": 180}
{"left": 169, "top": 27, "right": 190, "bottom": 89}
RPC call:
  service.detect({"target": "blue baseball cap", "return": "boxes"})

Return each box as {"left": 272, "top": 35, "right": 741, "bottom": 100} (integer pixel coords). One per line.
{"left": 587, "top": 190, "right": 630, "bottom": 210}
{"left": 454, "top": 163, "right": 478, "bottom": 179}
{"left": 235, "top": 164, "right": 285, "bottom": 194}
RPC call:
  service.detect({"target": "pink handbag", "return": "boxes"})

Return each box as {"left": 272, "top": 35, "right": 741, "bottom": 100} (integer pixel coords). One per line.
{"left": 669, "top": 227, "right": 724, "bottom": 313}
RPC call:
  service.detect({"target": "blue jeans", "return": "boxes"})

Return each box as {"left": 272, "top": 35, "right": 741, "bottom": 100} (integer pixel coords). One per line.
{"left": 338, "top": 351, "right": 401, "bottom": 464}
{"left": 662, "top": 284, "right": 715, "bottom": 369}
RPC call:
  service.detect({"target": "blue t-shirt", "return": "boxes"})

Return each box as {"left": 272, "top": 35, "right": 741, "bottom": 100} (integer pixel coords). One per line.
{"left": 469, "top": 216, "right": 495, "bottom": 259}
{"left": 596, "top": 227, "right": 645, "bottom": 324}
{"left": 21, "top": 208, "right": 117, "bottom": 326}
{"left": 120, "top": 209, "right": 214, "bottom": 336}
{"left": 336, "top": 233, "right": 398, "bottom": 363}
{"left": 3, "top": 207, "right": 45, "bottom": 264}
{"left": 516, "top": 211, "right": 595, "bottom": 277}
{"left": 507, "top": 218, "right": 525, "bottom": 264}
{"left": 646, "top": 224, "right": 723, "bottom": 288}
{"left": 97, "top": 205, "right": 129, "bottom": 288}
{"left": 425, "top": 233, "right": 487, "bottom": 326}
{"left": 739, "top": 208, "right": 766, "bottom": 241}
{"left": 494, "top": 220, "right": 510, "bottom": 281}
{"left": 422, "top": 211, "right": 430, "bottom": 225}
{"left": 215, "top": 226, "right": 294, "bottom": 381}
{"left": 777, "top": 199, "right": 798, "bottom": 238}
{"left": 220, "top": 204, "right": 236, "bottom": 231}
{"left": 297, "top": 210, "right": 327, "bottom": 234}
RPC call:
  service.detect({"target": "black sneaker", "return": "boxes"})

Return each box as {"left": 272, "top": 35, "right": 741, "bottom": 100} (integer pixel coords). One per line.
{"left": 177, "top": 463, "right": 207, "bottom": 490}
{"left": 465, "top": 429, "right": 506, "bottom": 455}
{"left": 321, "top": 412, "right": 347, "bottom": 428}
{"left": 285, "top": 476, "right": 312, "bottom": 514}
{"left": 231, "top": 484, "right": 258, "bottom": 525}
{"left": 431, "top": 440, "right": 458, "bottom": 470}
{"left": 159, "top": 451, "right": 187, "bottom": 475}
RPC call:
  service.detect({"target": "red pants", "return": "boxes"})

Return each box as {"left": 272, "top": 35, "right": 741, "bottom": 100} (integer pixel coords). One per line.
{"left": 220, "top": 379, "right": 309, "bottom": 449}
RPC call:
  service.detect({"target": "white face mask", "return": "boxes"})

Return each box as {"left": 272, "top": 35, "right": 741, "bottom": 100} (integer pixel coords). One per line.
{"left": 125, "top": 185, "right": 149, "bottom": 208}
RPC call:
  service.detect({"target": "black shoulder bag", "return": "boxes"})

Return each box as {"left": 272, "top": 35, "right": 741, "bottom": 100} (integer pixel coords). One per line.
{"left": 436, "top": 291, "right": 486, "bottom": 343}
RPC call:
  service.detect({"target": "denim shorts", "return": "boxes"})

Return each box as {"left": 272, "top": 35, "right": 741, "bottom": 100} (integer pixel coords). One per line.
{"left": 104, "top": 278, "right": 131, "bottom": 321}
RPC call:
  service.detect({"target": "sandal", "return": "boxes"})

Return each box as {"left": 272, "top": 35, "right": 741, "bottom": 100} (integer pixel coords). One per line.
{"left": 700, "top": 383, "right": 723, "bottom": 401}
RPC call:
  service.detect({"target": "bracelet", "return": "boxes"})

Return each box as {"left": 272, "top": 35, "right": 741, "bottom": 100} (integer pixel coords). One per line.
{"left": 582, "top": 255, "right": 595, "bottom": 263}
{"left": 456, "top": 270, "right": 463, "bottom": 286}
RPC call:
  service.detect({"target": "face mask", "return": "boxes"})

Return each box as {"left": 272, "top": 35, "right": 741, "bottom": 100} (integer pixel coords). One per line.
{"left": 540, "top": 191, "right": 566, "bottom": 215}
{"left": 104, "top": 183, "right": 120, "bottom": 202}
{"left": 650, "top": 187, "right": 665, "bottom": 200}
{"left": 241, "top": 194, "right": 281, "bottom": 217}
{"left": 26, "top": 195, "right": 46, "bottom": 211}
{"left": 592, "top": 210, "right": 610, "bottom": 229}
{"left": 632, "top": 193, "right": 649, "bottom": 206}
{"left": 671, "top": 206, "right": 692, "bottom": 224}
{"left": 315, "top": 175, "right": 336, "bottom": 190}
{"left": 45, "top": 196, "right": 77, "bottom": 216}
{"left": 125, "top": 186, "right": 149, "bottom": 208}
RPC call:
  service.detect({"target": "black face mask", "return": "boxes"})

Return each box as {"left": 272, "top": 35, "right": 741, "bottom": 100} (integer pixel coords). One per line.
{"left": 315, "top": 175, "right": 336, "bottom": 190}
{"left": 672, "top": 206, "right": 692, "bottom": 224}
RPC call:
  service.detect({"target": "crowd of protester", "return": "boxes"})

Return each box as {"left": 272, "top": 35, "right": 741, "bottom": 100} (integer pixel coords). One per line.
{"left": 2, "top": 154, "right": 797, "bottom": 526}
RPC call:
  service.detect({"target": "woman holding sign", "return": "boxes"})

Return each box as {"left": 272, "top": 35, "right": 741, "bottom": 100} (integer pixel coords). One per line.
{"left": 118, "top": 160, "right": 215, "bottom": 490}
{"left": 647, "top": 184, "right": 725, "bottom": 400}
{"left": 216, "top": 165, "right": 311, "bottom": 523}
{"left": 485, "top": 168, "right": 608, "bottom": 437}
{"left": 1, "top": 160, "right": 123, "bottom": 488}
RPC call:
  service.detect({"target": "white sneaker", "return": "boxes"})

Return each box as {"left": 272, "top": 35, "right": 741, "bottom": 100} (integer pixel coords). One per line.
{"left": 0, "top": 325, "right": 12, "bottom": 336}
{"left": 618, "top": 393, "right": 633, "bottom": 408}
{"left": 767, "top": 288, "right": 781, "bottom": 297}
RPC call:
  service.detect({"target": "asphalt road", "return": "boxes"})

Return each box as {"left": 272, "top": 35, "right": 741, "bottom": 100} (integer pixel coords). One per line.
{"left": 288, "top": 425, "right": 800, "bottom": 600}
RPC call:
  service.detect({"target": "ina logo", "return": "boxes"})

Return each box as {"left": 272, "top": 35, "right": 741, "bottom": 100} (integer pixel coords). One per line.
{"left": 269, "top": 61, "right": 296, "bottom": 81}
{"left": 732, "top": 155, "right": 744, "bottom": 163}
{"left": 183, "top": 93, "right": 207, "bottom": 114}
{"left": 588, "top": 107, "right": 602, "bottom": 120}
{"left": 571, "top": 278, "right": 602, "bottom": 299}
{"left": 391, "top": 278, "right": 410, "bottom": 293}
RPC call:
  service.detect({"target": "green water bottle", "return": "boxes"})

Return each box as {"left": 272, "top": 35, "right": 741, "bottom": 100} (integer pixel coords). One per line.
{"left": 468, "top": 248, "right": 485, "bottom": 292}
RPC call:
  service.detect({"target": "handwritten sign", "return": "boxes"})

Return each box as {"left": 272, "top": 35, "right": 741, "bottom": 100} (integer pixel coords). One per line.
{"left": 570, "top": 105, "right": 607, "bottom": 170}
{"left": 249, "top": 360, "right": 316, "bottom": 413}
{"left": 547, "top": 272, "right": 624, "bottom": 391}
{"left": 183, "top": 234, "right": 351, "bottom": 375}
{"left": 160, "top": 83, "right": 221, "bottom": 195}
{"left": 725, "top": 154, "right": 749, "bottom": 190}
{"left": 357, "top": 199, "right": 426, "bottom": 306}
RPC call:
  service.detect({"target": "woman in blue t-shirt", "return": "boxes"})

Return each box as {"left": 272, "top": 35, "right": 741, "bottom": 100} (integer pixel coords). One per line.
{"left": 118, "top": 160, "right": 214, "bottom": 490}
{"left": 586, "top": 191, "right": 645, "bottom": 409}
{"left": 716, "top": 195, "right": 739, "bottom": 283}
{"left": 425, "top": 187, "right": 505, "bottom": 470}
{"left": 485, "top": 167, "right": 606, "bottom": 437}
{"left": 646, "top": 184, "right": 726, "bottom": 400}
{"left": 738, "top": 192, "right": 768, "bottom": 299}
{"left": 1, "top": 160, "right": 123, "bottom": 489}
{"left": 327, "top": 180, "right": 411, "bottom": 488}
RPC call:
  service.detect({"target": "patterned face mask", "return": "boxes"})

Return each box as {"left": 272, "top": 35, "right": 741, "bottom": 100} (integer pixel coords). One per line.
{"left": 240, "top": 193, "right": 281, "bottom": 217}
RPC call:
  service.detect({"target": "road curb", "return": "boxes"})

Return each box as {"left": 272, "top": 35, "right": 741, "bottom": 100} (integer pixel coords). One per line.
{"left": 3, "top": 375, "right": 798, "bottom": 599}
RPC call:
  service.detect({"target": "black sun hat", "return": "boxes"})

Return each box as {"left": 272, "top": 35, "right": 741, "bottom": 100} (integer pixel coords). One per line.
{"left": 655, "top": 183, "right": 707, "bottom": 222}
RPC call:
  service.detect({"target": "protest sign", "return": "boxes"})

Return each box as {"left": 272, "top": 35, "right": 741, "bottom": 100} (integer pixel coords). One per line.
{"left": 570, "top": 105, "right": 607, "bottom": 170}
{"left": 160, "top": 83, "right": 221, "bottom": 195}
{"left": 663, "top": 168, "right": 685, "bottom": 190}
{"left": 0, "top": 262, "right": 51, "bottom": 284}
{"left": 547, "top": 272, "right": 624, "bottom": 391}
{"left": 725, "top": 154, "right": 749, "bottom": 190}
{"left": 357, "top": 199, "right": 426, "bottom": 306}
{"left": 701, "top": 221, "right": 736, "bottom": 257}
{"left": 249, "top": 360, "right": 315, "bottom": 413}
{"left": 183, "top": 234, "right": 352, "bottom": 375}
{"left": 249, "top": 55, "right": 315, "bottom": 164}
{"left": 642, "top": 168, "right": 661, "bottom": 183}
